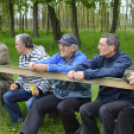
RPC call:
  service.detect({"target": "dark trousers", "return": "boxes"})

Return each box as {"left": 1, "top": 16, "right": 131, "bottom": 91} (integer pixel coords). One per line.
{"left": 20, "top": 94, "right": 90, "bottom": 134}
{"left": 79, "top": 100, "right": 129, "bottom": 134}
{"left": 114, "top": 108, "right": 134, "bottom": 134}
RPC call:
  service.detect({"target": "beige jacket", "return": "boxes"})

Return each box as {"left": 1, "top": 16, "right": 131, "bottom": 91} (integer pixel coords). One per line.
{"left": 0, "top": 43, "right": 14, "bottom": 84}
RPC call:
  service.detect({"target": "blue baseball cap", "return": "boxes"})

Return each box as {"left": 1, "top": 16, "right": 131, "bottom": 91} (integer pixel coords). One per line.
{"left": 58, "top": 33, "right": 77, "bottom": 46}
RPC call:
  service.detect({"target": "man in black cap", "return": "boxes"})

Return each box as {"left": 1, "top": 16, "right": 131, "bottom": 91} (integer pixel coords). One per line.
{"left": 20, "top": 33, "right": 92, "bottom": 134}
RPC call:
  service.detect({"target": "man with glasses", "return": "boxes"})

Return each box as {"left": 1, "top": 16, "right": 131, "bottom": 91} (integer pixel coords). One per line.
{"left": 20, "top": 33, "right": 92, "bottom": 134}
{"left": 68, "top": 33, "right": 134, "bottom": 134}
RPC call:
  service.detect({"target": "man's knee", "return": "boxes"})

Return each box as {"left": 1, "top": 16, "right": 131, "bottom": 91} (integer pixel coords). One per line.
{"left": 2, "top": 91, "right": 10, "bottom": 102}
{"left": 79, "top": 104, "right": 89, "bottom": 117}
{"left": 99, "top": 105, "right": 112, "bottom": 118}
{"left": 57, "top": 101, "right": 66, "bottom": 113}
{"left": 26, "top": 101, "right": 31, "bottom": 112}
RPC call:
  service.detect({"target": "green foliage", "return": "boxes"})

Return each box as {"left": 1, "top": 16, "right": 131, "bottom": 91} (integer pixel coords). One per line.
{"left": 0, "top": 29, "right": 134, "bottom": 134}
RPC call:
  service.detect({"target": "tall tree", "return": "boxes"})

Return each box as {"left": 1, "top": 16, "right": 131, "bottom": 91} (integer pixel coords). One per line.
{"left": 33, "top": 0, "right": 39, "bottom": 37}
{"left": 0, "top": 15, "right": 1, "bottom": 31}
{"left": 87, "top": 8, "right": 89, "bottom": 29}
{"left": 71, "top": 0, "right": 81, "bottom": 46}
{"left": 9, "top": 0, "right": 15, "bottom": 37}
{"left": 46, "top": 0, "right": 62, "bottom": 43}
{"left": 110, "top": 0, "right": 119, "bottom": 33}
{"left": 24, "top": 0, "right": 28, "bottom": 29}
{"left": 42, "top": 4, "right": 46, "bottom": 29}
{"left": 46, "top": 7, "right": 50, "bottom": 34}
{"left": 100, "top": 0, "right": 107, "bottom": 32}
{"left": 129, "top": 0, "right": 134, "bottom": 28}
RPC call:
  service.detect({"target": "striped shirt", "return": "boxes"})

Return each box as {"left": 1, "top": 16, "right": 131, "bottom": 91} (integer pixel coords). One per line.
{"left": 15, "top": 45, "right": 53, "bottom": 94}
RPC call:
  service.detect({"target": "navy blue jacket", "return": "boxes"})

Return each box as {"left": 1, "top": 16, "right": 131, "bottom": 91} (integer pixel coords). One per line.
{"left": 71, "top": 51, "right": 134, "bottom": 106}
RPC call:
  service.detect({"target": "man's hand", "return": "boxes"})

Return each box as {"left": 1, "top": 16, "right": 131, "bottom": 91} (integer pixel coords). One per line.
{"left": 73, "top": 71, "right": 84, "bottom": 80}
{"left": 32, "top": 89, "right": 40, "bottom": 96}
{"left": 35, "top": 64, "right": 48, "bottom": 72}
{"left": 128, "top": 72, "right": 134, "bottom": 85}
{"left": 67, "top": 70, "right": 76, "bottom": 79}
{"left": 10, "top": 84, "right": 18, "bottom": 91}
{"left": 28, "top": 62, "right": 36, "bottom": 71}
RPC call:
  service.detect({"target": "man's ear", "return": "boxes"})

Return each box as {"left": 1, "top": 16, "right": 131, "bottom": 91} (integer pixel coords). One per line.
{"left": 22, "top": 43, "right": 25, "bottom": 47}
{"left": 110, "top": 44, "right": 115, "bottom": 51}
{"left": 72, "top": 45, "right": 77, "bottom": 52}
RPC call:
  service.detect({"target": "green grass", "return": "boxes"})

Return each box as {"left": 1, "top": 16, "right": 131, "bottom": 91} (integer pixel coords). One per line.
{"left": 0, "top": 29, "right": 134, "bottom": 134}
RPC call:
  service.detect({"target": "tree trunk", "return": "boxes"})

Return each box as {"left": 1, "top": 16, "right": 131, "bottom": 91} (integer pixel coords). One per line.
{"left": 46, "top": 11, "right": 50, "bottom": 35}
{"left": 21, "top": 14, "right": 24, "bottom": 33}
{"left": 81, "top": 2, "right": 83, "bottom": 30}
{"left": 132, "top": 13, "right": 134, "bottom": 28}
{"left": 125, "top": 0, "right": 128, "bottom": 31}
{"left": 101, "top": 1, "right": 107, "bottom": 32}
{"left": 42, "top": 4, "right": 46, "bottom": 29}
{"left": 25, "top": 13, "right": 28, "bottom": 29}
{"left": 71, "top": 0, "right": 81, "bottom": 47}
{"left": 66, "top": 6, "right": 69, "bottom": 29}
{"left": 47, "top": 0, "right": 62, "bottom": 43}
{"left": 24, "top": 0, "right": 28, "bottom": 29}
{"left": 9, "top": 0, "right": 15, "bottom": 37}
{"left": 87, "top": 8, "right": 89, "bottom": 29}
{"left": 19, "top": 13, "right": 21, "bottom": 31}
{"left": 33, "top": 0, "right": 39, "bottom": 38}
{"left": 107, "top": 12, "right": 109, "bottom": 32}
{"left": 0, "top": 15, "right": 2, "bottom": 31}
{"left": 110, "top": 0, "right": 119, "bottom": 33}
{"left": 92, "top": 8, "right": 95, "bottom": 33}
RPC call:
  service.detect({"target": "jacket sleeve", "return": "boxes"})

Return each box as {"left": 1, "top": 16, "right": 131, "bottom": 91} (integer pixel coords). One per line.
{"left": 71, "top": 54, "right": 132, "bottom": 80}
{"left": 30, "top": 50, "right": 52, "bottom": 94}
{"left": 123, "top": 65, "right": 134, "bottom": 83}
{"left": 37, "top": 78, "right": 53, "bottom": 94}
{"left": 36, "top": 52, "right": 88, "bottom": 73}
{"left": 15, "top": 75, "right": 25, "bottom": 87}
{"left": 84, "top": 55, "right": 132, "bottom": 79}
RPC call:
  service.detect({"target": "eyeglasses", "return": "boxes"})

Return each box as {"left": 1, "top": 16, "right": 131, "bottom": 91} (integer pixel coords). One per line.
{"left": 98, "top": 43, "right": 107, "bottom": 47}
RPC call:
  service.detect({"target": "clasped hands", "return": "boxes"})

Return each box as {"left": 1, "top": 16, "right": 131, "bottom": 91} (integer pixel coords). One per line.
{"left": 28, "top": 62, "right": 48, "bottom": 72}
{"left": 127, "top": 72, "right": 134, "bottom": 86}
{"left": 67, "top": 70, "right": 84, "bottom": 80}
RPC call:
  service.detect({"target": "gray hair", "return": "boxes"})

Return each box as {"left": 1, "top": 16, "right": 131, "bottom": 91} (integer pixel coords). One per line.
{"left": 71, "top": 44, "right": 77, "bottom": 50}
{"left": 101, "top": 33, "right": 120, "bottom": 52}
{"left": 15, "top": 33, "right": 33, "bottom": 48}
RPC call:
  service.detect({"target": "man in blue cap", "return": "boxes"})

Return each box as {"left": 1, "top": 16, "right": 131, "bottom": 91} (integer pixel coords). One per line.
{"left": 20, "top": 33, "right": 92, "bottom": 134}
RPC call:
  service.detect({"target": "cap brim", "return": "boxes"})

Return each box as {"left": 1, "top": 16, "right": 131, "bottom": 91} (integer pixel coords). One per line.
{"left": 58, "top": 39, "right": 71, "bottom": 46}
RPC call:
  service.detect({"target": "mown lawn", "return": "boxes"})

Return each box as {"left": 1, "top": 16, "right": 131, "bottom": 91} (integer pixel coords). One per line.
{"left": 0, "top": 29, "right": 134, "bottom": 134}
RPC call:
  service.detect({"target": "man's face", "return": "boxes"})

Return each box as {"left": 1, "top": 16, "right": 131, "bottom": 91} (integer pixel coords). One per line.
{"left": 58, "top": 43, "right": 75, "bottom": 61}
{"left": 15, "top": 40, "right": 24, "bottom": 54}
{"left": 98, "top": 38, "right": 113, "bottom": 58}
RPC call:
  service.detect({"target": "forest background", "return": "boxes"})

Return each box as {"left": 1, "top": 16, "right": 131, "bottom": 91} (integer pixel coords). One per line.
{"left": 0, "top": 0, "right": 134, "bottom": 134}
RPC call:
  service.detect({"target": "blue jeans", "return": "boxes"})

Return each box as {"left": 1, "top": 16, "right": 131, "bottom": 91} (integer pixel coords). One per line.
{"left": 2, "top": 88, "right": 49, "bottom": 122}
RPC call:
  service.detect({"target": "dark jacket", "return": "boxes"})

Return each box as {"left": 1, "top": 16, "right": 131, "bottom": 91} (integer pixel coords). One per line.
{"left": 71, "top": 51, "right": 134, "bottom": 106}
